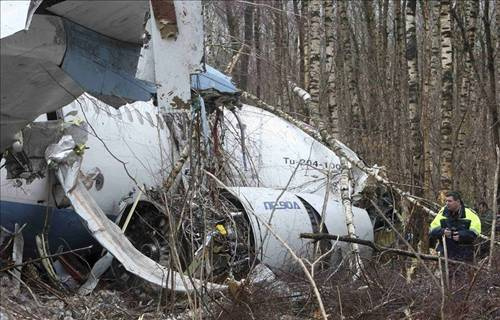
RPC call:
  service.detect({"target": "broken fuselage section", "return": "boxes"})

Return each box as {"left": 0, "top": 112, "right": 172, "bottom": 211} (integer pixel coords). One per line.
{"left": 0, "top": 0, "right": 203, "bottom": 151}
{"left": 1, "top": 91, "right": 374, "bottom": 292}
{"left": 1, "top": 1, "right": 374, "bottom": 293}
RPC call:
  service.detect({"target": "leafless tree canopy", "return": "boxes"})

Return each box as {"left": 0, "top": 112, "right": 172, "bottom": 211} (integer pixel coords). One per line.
{"left": 204, "top": 0, "right": 499, "bottom": 211}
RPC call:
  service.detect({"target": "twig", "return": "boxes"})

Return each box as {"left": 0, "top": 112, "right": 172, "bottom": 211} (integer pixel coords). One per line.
{"left": 307, "top": 244, "right": 336, "bottom": 279}
{"left": 0, "top": 245, "right": 93, "bottom": 273}
{"left": 465, "top": 258, "right": 488, "bottom": 303}
{"left": 337, "top": 285, "right": 343, "bottom": 319}
{"left": 488, "top": 145, "right": 499, "bottom": 270}
{"left": 163, "top": 143, "right": 189, "bottom": 192}
{"left": 252, "top": 215, "right": 328, "bottom": 320}
{"left": 225, "top": 43, "right": 244, "bottom": 75}
{"left": 442, "top": 235, "right": 449, "bottom": 289}
{"left": 6, "top": 270, "right": 41, "bottom": 307}
{"left": 438, "top": 250, "right": 446, "bottom": 320}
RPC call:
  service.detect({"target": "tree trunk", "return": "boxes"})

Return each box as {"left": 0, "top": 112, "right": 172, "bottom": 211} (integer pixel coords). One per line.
{"left": 224, "top": 1, "right": 240, "bottom": 80}
{"left": 324, "top": 0, "right": 338, "bottom": 139}
{"left": 340, "top": 0, "right": 362, "bottom": 144}
{"left": 308, "top": 0, "right": 322, "bottom": 127}
{"left": 339, "top": 156, "right": 364, "bottom": 278}
{"left": 273, "top": 0, "right": 284, "bottom": 108}
{"left": 302, "top": 0, "right": 310, "bottom": 92}
{"left": 483, "top": 0, "right": 500, "bottom": 204}
{"left": 406, "top": 0, "right": 423, "bottom": 194}
{"left": 379, "top": 0, "right": 390, "bottom": 159}
{"left": 438, "top": 0, "right": 454, "bottom": 204}
{"left": 456, "top": 1, "right": 478, "bottom": 150}
{"left": 293, "top": 0, "right": 304, "bottom": 88}
{"left": 239, "top": 1, "right": 254, "bottom": 91}
{"left": 362, "top": 0, "right": 379, "bottom": 157}
{"left": 421, "top": 0, "right": 434, "bottom": 199}
{"left": 392, "top": 0, "right": 405, "bottom": 173}
{"left": 253, "top": 1, "right": 261, "bottom": 97}
{"left": 405, "top": 0, "right": 427, "bottom": 250}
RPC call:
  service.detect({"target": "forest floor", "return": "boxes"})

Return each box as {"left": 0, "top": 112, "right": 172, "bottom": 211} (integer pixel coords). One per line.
{"left": 1, "top": 248, "right": 499, "bottom": 320}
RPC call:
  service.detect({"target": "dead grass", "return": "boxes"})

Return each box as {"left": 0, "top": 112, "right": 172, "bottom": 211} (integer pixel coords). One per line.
{"left": 1, "top": 247, "right": 498, "bottom": 320}
{"left": 215, "top": 248, "right": 500, "bottom": 320}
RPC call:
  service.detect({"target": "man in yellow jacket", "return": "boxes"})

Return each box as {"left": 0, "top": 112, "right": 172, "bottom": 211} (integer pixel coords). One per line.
{"left": 429, "top": 191, "right": 481, "bottom": 261}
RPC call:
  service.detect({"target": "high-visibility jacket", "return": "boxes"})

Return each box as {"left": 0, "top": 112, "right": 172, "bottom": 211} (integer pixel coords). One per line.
{"left": 429, "top": 206, "right": 481, "bottom": 261}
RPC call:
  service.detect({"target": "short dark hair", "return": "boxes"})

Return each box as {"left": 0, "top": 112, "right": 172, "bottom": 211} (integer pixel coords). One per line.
{"left": 445, "top": 191, "right": 462, "bottom": 201}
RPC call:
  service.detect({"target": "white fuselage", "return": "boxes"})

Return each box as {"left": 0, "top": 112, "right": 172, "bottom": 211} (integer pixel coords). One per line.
{"left": 1, "top": 94, "right": 175, "bottom": 216}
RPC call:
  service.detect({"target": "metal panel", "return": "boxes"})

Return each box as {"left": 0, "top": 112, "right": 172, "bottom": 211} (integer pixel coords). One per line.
{"left": 46, "top": 0, "right": 150, "bottom": 44}
{"left": 225, "top": 187, "right": 315, "bottom": 270}
{"left": 0, "top": 1, "right": 31, "bottom": 38}
{"left": 0, "top": 200, "right": 100, "bottom": 259}
{"left": 1, "top": 93, "right": 176, "bottom": 256}
{"left": 150, "top": 1, "right": 204, "bottom": 110}
{"left": 191, "top": 65, "right": 238, "bottom": 94}
{"left": 0, "top": 15, "right": 83, "bottom": 151}
{"left": 223, "top": 105, "right": 370, "bottom": 199}
{"left": 61, "top": 20, "right": 155, "bottom": 104}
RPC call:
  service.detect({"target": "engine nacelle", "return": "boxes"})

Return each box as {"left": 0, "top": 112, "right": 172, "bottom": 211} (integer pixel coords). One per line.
{"left": 224, "top": 187, "right": 373, "bottom": 271}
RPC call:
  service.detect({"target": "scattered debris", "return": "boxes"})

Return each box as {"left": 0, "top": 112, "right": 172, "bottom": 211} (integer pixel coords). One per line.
{"left": 11, "top": 224, "right": 24, "bottom": 295}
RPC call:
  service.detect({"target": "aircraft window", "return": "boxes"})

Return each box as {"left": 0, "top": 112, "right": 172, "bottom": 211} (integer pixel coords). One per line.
{"left": 124, "top": 108, "right": 133, "bottom": 122}
{"left": 145, "top": 112, "right": 154, "bottom": 127}
{"left": 135, "top": 110, "right": 144, "bottom": 125}
{"left": 156, "top": 115, "right": 164, "bottom": 129}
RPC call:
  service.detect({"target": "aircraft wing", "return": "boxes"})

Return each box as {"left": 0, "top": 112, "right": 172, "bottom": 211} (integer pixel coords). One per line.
{"left": 1, "top": 1, "right": 203, "bottom": 152}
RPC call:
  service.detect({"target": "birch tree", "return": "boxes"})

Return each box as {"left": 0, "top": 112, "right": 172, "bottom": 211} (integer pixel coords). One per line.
{"left": 457, "top": 1, "right": 478, "bottom": 150}
{"left": 438, "top": 0, "right": 454, "bottom": 204}
{"left": 340, "top": 1, "right": 362, "bottom": 142}
{"left": 308, "top": 0, "right": 322, "bottom": 127}
{"left": 239, "top": 1, "right": 253, "bottom": 91}
{"left": 202, "top": 0, "right": 500, "bottom": 225}
{"left": 405, "top": 0, "right": 423, "bottom": 195}
{"left": 324, "top": 0, "right": 339, "bottom": 138}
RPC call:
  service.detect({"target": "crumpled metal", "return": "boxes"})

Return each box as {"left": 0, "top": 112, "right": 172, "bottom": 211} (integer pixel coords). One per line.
{"left": 45, "top": 135, "right": 82, "bottom": 193}
{"left": 80, "top": 167, "right": 102, "bottom": 190}
{"left": 44, "top": 132, "right": 226, "bottom": 293}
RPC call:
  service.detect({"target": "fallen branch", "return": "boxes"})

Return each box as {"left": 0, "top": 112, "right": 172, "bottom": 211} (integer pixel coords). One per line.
{"left": 339, "top": 157, "right": 364, "bottom": 278}
{"left": 300, "top": 233, "right": 476, "bottom": 268}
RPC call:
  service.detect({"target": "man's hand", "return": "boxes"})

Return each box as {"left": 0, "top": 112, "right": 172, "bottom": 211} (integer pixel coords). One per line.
{"left": 452, "top": 231, "right": 459, "bottom": 241}
{"left": 443, "top": 228, "right": 452, "bottom": 238}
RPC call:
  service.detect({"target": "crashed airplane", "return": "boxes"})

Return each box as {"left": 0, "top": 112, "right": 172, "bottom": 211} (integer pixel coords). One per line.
{"left": 1, "top": 0, "right": 374, "bottom": 293}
